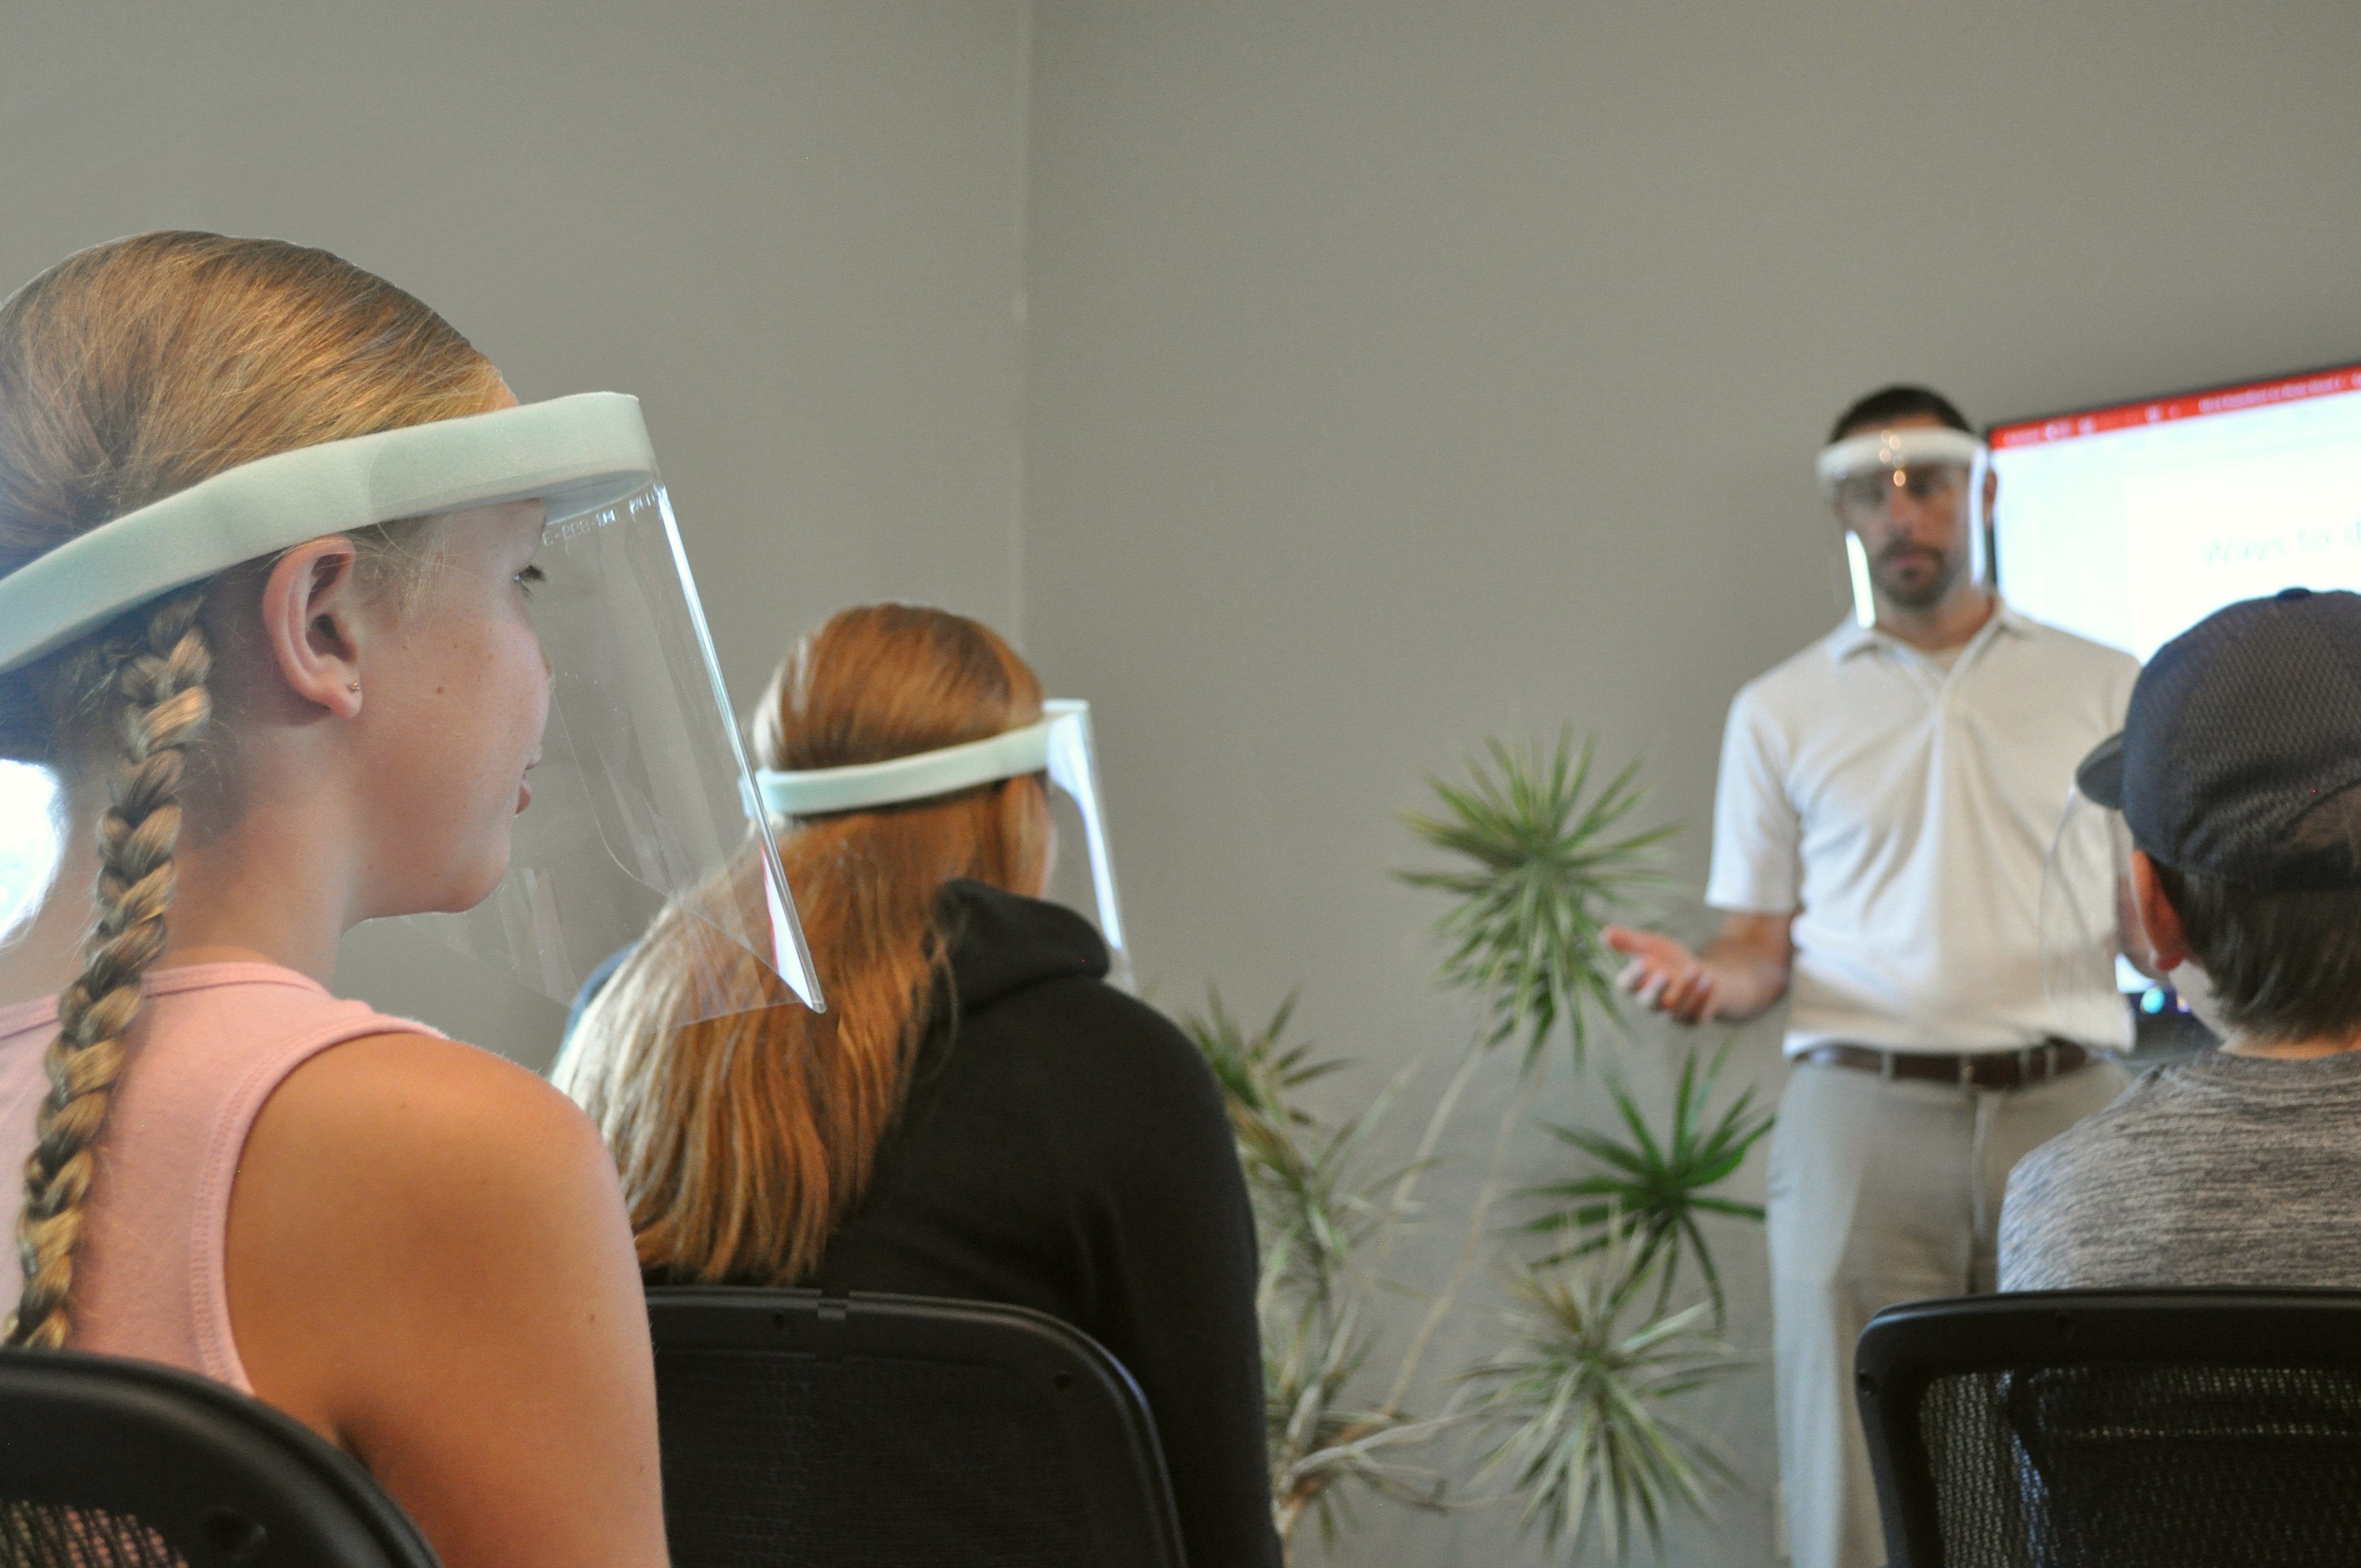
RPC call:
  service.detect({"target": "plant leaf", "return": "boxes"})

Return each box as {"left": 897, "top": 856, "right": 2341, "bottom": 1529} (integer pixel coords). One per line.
{"left": 1461, "top": 1225, "right": 1746, "bottom": 1562}
{"left": 1397, "top": 728, "right": 1674, "bottom": 1065}
{"left": 1522, "top": 1039, "right": 1775, "bottom": 1326}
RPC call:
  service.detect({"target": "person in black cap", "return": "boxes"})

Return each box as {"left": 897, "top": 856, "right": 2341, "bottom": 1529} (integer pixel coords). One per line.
{"left": 1999, "top": 587, "right": 2361, "bottom": 1290}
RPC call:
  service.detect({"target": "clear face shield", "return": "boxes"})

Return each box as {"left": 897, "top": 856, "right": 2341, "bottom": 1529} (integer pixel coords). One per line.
{"left": 1816, "top": 426, "right": 1989, "bottom": 628}
{"left": 757, "top": 699, "right": 1133, "bottom": 990}
{"left": 406, "top": 475, "right": 824, "bottom": 1026}
{"left": 0, "top": 393, "right": 822, "bottom": 1028}
{"left": 2039, "top": 734, "right": 2227, "bottom": 1048}
{"left": 2038, "top": 737, "right": 2142, "bottom": 1052}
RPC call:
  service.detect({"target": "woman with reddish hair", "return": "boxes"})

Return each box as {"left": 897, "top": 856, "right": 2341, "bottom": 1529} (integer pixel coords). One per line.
{"left": 561, "top": 603, "right": 1282, "bottom": 1568}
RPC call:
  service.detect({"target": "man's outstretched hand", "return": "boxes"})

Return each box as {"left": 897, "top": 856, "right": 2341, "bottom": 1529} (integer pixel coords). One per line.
{"left": 1603, "top": 912, "right": 1797, "bottom": 1027}
{"left": 1604, "top": 926, "right": 1720, "bottom": 1025}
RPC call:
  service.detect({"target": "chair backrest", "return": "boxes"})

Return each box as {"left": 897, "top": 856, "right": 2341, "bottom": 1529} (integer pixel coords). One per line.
{"left": 645, "top": 1287, "right": 1187, "bottom": 1568}
{"left": 0, "top": 1348, "right": 438, "bottom": 1568}
{"left": 1856, "top": 1289, "right": 2361, "bottom": 1568}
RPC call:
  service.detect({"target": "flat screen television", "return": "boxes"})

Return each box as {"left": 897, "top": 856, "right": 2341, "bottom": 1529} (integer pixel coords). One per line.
{"left": 1990, "top": 363, "right": 2361, "bottom": 1039}
{"left": 1990, "top": 363, "right": 2361, "bottom": 661}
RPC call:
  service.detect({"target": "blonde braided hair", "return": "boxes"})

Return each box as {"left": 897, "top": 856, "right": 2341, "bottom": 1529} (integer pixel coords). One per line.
{"left": 0, "top": 232, "right": 507, "bottom": 1348}
{"left": 6, "top": 592, "right": 210, "bottom": 1347}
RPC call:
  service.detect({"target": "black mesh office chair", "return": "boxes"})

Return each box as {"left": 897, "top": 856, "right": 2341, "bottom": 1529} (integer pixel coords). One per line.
{"left": 0, "top": 1347, "right": 438, "bottom": 1567}
{"left": 1856, "top": 1290, "right": 2361, "bottom": 1568}
{"left": 646, "top": 1287, "right": 1187, "bottom": 1568}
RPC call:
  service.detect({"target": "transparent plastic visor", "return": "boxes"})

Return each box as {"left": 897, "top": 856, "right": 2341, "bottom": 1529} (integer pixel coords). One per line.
{"left": 757, "top": 698, "right": 1132, "bottom": 992}
{"left": 2038, "top": 783, "right": 2140, "bottom": 1052}
{"left": 402, "top": 481, "right": 823, "bottom": 1023}
{"left": 1821, "top": 427, "right": 1993, "bottom": 628}
{"left": 1043, "top": 701, "right": 1133, "bottom": 992}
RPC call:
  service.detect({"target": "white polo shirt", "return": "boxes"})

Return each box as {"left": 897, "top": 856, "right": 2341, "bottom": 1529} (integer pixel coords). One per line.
{"left": 1706, "top": 603, "right": 2139, "bottom": 1056}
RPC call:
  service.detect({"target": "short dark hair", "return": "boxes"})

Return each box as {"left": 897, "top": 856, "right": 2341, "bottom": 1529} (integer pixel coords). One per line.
{"left": 1829, "top": 385, "right": 1973, "bottom": 444}
{"left": 2154, "top": 836, "right": 2361, "bottom": 1043}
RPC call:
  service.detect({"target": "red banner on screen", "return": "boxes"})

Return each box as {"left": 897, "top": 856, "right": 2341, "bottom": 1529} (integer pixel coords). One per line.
{"left": 1991, "top": 366, "right": 2361, "bottom": 450}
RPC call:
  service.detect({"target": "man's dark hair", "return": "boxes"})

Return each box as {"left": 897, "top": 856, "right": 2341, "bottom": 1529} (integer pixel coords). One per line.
{"left": 2154, "top": 792, "right": 2361, "bottom": 1042}
{"left": 1829, "top": 385, "right": 1973, "bottom": 443}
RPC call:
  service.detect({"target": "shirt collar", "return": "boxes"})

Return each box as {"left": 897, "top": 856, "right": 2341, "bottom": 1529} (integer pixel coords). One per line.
{"left": 1830, "top": 597, "right": 2030, "bottom": 662}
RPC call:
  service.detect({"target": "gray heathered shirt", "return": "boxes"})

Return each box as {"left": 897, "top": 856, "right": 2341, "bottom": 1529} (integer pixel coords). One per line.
{"left": 2000, "top": 1049, "right": 2361, "bottom": 1292}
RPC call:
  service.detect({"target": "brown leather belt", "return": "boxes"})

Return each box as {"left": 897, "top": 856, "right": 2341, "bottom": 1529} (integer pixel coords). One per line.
{"left": 1799, "top": 1040, "right": 2095, "bottom": 1091}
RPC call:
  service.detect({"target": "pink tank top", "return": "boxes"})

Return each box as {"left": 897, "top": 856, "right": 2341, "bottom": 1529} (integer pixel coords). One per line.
{"left": 0, "top": 962, "right": 439, "bottom": 1391}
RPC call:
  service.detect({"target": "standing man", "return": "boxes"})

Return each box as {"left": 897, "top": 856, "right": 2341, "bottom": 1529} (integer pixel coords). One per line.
{"left": 1604, "top": 386, "right": 2139, "bottom": 1568}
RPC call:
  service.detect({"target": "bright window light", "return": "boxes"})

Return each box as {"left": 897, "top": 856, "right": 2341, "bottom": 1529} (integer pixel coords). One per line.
{"left": 0, "top": 762, "right": 61, "bottom": 939}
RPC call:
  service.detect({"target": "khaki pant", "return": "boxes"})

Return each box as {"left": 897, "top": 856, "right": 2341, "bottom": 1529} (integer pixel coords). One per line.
{"left": 1767, "top": 1057, "right": 2131, "bottom": 1568}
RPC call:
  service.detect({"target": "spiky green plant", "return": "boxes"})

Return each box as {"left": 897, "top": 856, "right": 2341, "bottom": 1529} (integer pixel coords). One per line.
{"left": 1265, "top": 1294, "right": 1456, "bottom": 1549}
{"left": 1463, "top": 1229, "right": 1743, "bottom": 1562}
{"left": 1192, "top": 990, "right": 1340, "bottom": 1142}
{"left": 1183, "top": 992, "right": 1455, "bottom": 1554}
{"left": 1190, "top": 991, "right": 1373, "bottom": 1316}
{"left": 1398, "top": 729, "right": 1673, "bottom": 1065}
{"left": 1524, "top": 1039, "right": 1772, "bottom": 1325}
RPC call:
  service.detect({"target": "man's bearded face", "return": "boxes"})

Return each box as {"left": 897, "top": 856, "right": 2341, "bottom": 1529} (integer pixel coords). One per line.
{"left": 1836, "top": 463, "right": 1971, "bottom": 611}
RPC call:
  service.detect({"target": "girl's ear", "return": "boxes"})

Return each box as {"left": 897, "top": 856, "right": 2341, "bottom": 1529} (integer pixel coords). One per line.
{"left": 258, "top": 537, "right": 367, "bottom": 717}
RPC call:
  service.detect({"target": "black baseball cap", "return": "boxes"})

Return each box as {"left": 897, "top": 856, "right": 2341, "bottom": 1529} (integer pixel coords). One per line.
{"left": 2076, "top": 587, "right": 2361, "bottom": 890}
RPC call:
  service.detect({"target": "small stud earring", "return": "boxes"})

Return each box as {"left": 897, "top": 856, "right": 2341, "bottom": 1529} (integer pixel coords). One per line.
{"left": 347, "top": 681, "right": 361, "bottom": 693}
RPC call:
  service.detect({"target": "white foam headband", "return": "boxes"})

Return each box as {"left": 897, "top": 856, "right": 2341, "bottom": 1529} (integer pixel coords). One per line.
{"left": 0, "top": 392, "right": 656, "bottom": 674}
{"left": 1815, "top": 426, "right": 1983, "bottom": 498}
{"left": 757, "top": 700, "right": 1085, "bottom": 816}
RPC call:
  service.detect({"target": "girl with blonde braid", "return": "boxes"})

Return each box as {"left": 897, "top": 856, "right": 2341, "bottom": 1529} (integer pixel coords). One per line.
{"left": 0, "top": 234, "right": 668, "bottom": 1568}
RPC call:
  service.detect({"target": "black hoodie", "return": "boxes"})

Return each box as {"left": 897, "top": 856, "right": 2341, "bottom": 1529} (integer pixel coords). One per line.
{"left": 810, "top": 879, "right": 1279, "bottom": 1568}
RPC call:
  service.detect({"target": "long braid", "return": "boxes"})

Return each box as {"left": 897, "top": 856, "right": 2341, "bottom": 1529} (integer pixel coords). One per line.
{"left": 4, "top": 591, "right": 210, "bottom": 1349}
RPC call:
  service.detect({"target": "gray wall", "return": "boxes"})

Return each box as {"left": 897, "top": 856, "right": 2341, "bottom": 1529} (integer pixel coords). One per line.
{"left": 1018, "top": 4, "right": 2361, "bottom": 1562}
{"left": 8, "top": 6, "right": 2361, "bottom": 1563}
{"left": 0, "top": 1, "right": 1033, "bottom": 1063}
